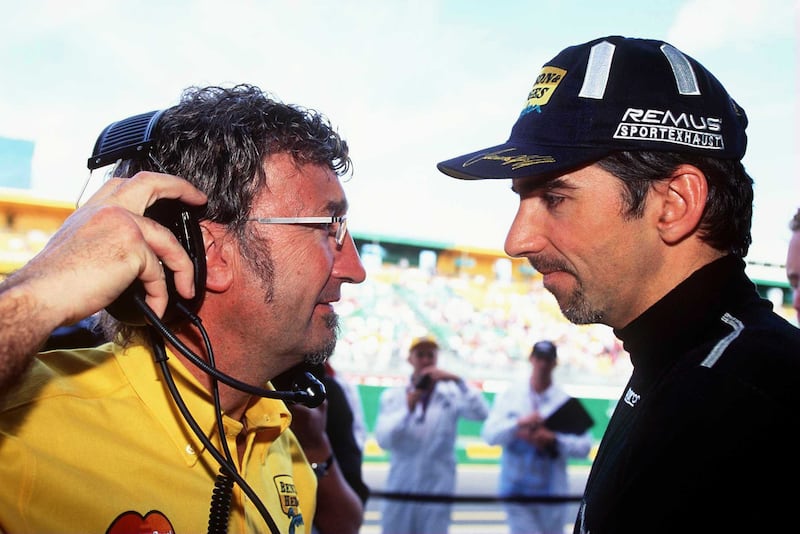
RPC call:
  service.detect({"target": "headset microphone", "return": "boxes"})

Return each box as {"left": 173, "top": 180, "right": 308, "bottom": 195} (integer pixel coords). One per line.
{"left": 285, "top": 372, "right": 327, "bottom": 408}
{"left": 143, "top": 296, "right": 327, "bottom": 407}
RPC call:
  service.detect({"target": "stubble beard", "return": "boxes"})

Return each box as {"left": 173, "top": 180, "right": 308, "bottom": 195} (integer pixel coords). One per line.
{"left": 303, "top": 312, "right": 340, "bottom": 365}
{"left": 554, "top": 284, "right": 605, "bottom": 325}
{"left": 533, "top": 257, "right": 605, "bottom": 326}
{"left": 239, "top": 230, "right": 341, "bottom": 365}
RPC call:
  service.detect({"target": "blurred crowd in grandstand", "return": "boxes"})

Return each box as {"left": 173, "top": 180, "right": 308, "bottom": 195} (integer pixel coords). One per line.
{"left": 331, "top": 262, "right": 633, "bottom": 392}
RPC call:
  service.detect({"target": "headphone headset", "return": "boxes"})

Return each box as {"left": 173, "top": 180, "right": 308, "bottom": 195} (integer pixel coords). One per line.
{"left": 86, "top": 110, "right": 326, "bottom": 407}
{"left": 88, "top": 110, "right": 206, "bottom": 325}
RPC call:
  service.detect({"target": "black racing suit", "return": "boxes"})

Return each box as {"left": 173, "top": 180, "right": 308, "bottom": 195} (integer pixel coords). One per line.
{"left": 574, "top": 255, "right": 800, "bottom": 534}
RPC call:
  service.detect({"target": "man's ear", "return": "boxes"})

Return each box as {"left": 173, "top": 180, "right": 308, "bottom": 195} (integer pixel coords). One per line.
{"left": 200, "top": 222, "right": 234, "bottom": 292}
{"left": 656, "top": 164, "right": 708, "bottom": 245}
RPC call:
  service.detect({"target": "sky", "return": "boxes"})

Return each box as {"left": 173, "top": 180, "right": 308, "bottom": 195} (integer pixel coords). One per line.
{"left": 0, "top": 0, "right": 797, "bottom": 266}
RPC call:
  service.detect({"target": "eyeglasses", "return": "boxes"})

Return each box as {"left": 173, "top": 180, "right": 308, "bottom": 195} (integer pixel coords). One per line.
{"left": 247, "top": 216, "right": 348, "bottom": 247}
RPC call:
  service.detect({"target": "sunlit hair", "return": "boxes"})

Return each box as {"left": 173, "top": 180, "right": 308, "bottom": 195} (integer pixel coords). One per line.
{"left": 102, "top": 84, "right": 351, "bottom": 343}
{"left": 597, "top": 151, "right": 753, "bottom": 257}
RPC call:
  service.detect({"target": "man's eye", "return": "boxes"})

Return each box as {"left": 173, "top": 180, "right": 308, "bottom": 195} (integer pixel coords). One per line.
{"left": 542, "top": 193, "right": 565, "bottom": 208}
{"left": 307, "top": 222, "right": 336, "bottom": 239}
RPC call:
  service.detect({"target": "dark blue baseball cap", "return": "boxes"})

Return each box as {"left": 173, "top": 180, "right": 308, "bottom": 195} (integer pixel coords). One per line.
{"left": 437, "top": 35, "right": 748, "bottom": 181}
{"left": 532, "top": 340, "right": 557, "bottom": 360}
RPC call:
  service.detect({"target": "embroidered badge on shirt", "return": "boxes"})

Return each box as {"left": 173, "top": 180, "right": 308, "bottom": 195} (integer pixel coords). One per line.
{"left": 274, "top": 474, "right": 305, "bottom": 533}
{"left": 624, "top": 387, "right": 640, "bottom": 407}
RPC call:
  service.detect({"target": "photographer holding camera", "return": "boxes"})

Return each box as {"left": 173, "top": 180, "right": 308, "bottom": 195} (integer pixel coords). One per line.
{"left": 374, "top": 335, "right": 489, "bottom": 534}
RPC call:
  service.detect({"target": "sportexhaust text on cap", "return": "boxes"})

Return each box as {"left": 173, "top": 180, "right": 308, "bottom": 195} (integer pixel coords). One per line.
{"left": 436, "top": 35, "right": 748, "bottom": 181}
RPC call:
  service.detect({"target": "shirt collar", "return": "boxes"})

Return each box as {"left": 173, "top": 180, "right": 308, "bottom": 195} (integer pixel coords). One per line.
{"left": 114, "top": 337, "right": 291, "bottom": 466}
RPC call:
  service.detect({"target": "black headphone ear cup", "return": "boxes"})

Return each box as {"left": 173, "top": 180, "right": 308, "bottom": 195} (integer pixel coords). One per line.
{"left": 153, "top": 199, "right": 206, "bottom": 323}
{"left": 88, "top": 109, "right": 208, "bottom": 325}
{"left": 105, "top": 199, "right": 206, "bottom": 325}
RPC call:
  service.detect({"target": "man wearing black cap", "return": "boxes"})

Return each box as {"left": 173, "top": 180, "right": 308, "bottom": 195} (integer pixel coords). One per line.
{"left": 438, "top": 36, "right": 800, "bottom": 533}
{"left": 482, "top": 340, "right": 592, "bottom": 534}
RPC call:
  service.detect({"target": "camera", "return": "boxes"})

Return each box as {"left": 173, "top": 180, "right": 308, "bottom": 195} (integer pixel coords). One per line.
{"left": 415, "top": 375, "right": 432, "bottom": 390}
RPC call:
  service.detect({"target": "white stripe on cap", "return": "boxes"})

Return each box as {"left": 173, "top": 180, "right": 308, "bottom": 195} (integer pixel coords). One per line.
{"left": 660, "top": 43, "right": 701, "bottom": 96}
{"left": 578, "top": 40, "right": 702, "bottom": 100}
{"left": 579, "top": 40, "right": 615, "bottom": 99}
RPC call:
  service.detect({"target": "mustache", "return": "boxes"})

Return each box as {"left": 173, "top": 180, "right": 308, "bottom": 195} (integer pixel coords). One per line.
{"left": 528, "top": 256, "right": 574, "bottom": 276}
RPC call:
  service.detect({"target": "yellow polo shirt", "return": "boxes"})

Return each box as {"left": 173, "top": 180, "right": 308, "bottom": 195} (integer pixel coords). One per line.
{"left": 0, "top": 339, "right": 316, "bottom": 533}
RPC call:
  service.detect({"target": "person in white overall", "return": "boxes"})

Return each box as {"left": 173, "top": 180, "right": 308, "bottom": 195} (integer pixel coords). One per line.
{"left": 482, "top": 341, "right": 593, "bottom": 534}
{"left": 375, "top": 336, "right": 489, "bottom": 534}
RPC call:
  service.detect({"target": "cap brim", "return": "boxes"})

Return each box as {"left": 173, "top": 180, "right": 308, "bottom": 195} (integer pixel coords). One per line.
{"left": 437, "top": 141, "right": 613, "bottom": 181}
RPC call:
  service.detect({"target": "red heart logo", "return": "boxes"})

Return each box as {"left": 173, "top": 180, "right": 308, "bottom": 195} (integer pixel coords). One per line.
{"left": 106, "top": 510, "right": 175, "bottom": 534}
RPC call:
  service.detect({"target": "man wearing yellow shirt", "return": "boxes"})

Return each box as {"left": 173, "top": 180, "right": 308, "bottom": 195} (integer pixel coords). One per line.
{"left": 0, "top": 84, "right": 366, "bottom": 533}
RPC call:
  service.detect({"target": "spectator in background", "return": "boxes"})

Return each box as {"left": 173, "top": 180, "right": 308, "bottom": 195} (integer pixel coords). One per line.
{"left": 482, "top": 340, "right": 593, "bottom": 534}
{"left": 317, "top": 362, "right": 369, "bottom": 500}
{"left": 274, "top": 361, "right": 371, "bottom": 526}
{"left": 787, "top": 207, "right": 800, "bottom": 324}
{"left": 276, "top": 367, "right": 368, "bottom": 534}
{"left": 326, "top": 361, "right": 368, "bottom": 451}
{"left": 375, "top": 335, "right": 489, "bottom": 534}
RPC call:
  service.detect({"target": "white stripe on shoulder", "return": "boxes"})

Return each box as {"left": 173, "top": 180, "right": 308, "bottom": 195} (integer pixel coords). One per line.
{"left": 701, "top": 312, "right": 744, "bottom": 368}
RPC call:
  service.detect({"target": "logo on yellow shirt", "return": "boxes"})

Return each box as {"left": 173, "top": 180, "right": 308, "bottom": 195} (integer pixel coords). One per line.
{"left": 107, "top": 510, "right": 175, "bottom": 534}
{"left": 274, "top": 474, "right": 305, "bottom": 532}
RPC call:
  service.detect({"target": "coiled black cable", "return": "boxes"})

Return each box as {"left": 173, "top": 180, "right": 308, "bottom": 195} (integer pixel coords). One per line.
{"left": 207, "top": 471, "right": 235, "bottom": 534}
{"left": 140, "top": 295, "right": 281, "bottom": 534}
{"left": 202, "top": 308, "right": 237, "bottom": 534}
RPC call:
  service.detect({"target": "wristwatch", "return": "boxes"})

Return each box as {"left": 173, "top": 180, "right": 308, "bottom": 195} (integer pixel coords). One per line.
{"left": 310, "top": 454, "right": 334, "bottom": 478}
